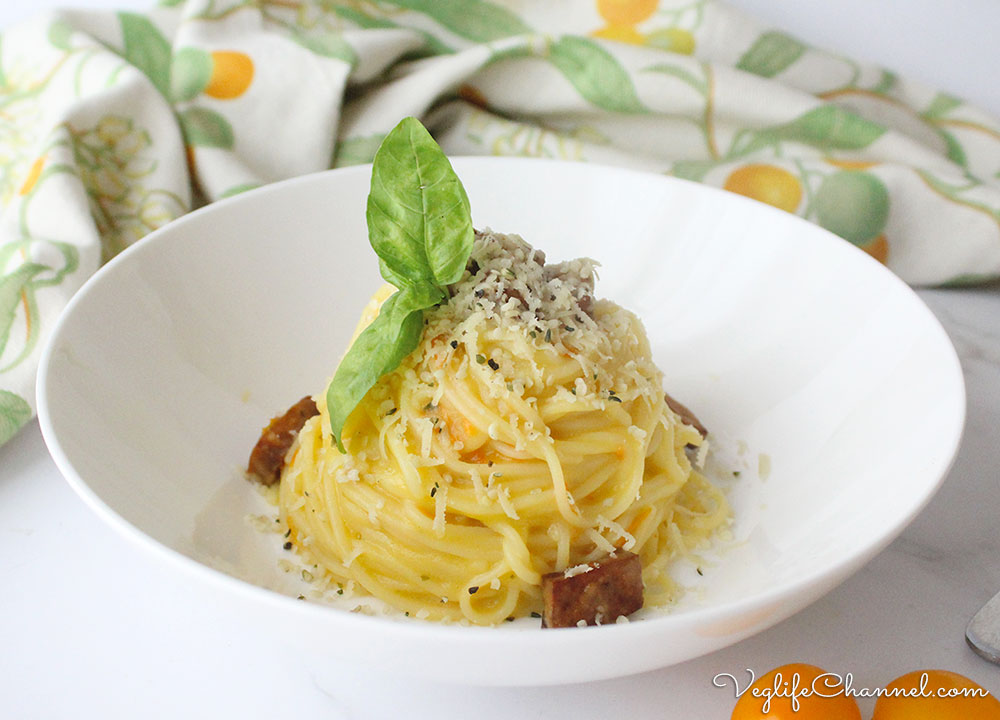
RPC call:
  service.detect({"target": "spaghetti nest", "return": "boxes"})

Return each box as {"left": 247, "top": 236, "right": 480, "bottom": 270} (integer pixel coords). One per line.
{"left": 279, "top": 231, "right": 728, "bottom": 624}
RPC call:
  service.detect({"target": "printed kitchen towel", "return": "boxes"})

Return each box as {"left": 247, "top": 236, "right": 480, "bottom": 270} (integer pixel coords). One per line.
{"left": 1, "top": 0, "right": 999, "bottom": 445}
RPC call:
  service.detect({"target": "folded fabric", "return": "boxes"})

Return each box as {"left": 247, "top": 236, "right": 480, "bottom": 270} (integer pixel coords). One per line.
{"left": 1, "top": 0, "right": 999, "bottom": 446}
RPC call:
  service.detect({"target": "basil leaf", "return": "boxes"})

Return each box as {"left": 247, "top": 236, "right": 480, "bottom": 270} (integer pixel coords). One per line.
{"left": 326, "top": 282, "right": 444, "bottom": 449}
{"left": 326, "top": 117, "right": 475, "bottom": 449}
{"left": 366, "top": 117, "right": 474, "bottom": 287}
{"left": 378, "top": 257, "right": 411, "bottom": 291}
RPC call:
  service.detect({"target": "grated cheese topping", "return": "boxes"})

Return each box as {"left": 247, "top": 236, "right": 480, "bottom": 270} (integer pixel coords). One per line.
{"left": 418, "top": 229, "right": 664, "bottom": 408}
{"left": 563, "top": 563, "right": 594, "bottom": 578}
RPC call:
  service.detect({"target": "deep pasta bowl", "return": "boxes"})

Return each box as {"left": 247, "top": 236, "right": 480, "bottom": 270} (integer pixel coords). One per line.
{"left": 36, "top": 157, "right": 964, "bottom": 685}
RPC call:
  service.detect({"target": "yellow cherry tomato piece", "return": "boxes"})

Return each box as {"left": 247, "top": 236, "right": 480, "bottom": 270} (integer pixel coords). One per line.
{"left": 873, "top": 669, "right": 1000, "bottom": 720}
{"left": 731, "top": 663, "right": 862, "bottom": 720}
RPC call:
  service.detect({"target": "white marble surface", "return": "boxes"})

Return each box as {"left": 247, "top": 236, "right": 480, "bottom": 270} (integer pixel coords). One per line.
{"left": 2, "top": 2, "right": 1000, "bottom": 717}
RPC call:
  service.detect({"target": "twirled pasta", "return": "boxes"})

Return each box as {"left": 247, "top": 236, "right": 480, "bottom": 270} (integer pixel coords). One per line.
{"left": 278, "top": 231, "right": 728, "bottom": 624}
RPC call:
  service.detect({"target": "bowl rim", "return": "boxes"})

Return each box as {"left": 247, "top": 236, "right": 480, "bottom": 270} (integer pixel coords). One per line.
{"left": 36, "top": 156, "right": 967, "bottom": 647}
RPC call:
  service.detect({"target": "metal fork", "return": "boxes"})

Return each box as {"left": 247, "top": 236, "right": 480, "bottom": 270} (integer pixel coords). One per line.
{"left": 967, "top": 590, "right": 1000, "bottom": 664}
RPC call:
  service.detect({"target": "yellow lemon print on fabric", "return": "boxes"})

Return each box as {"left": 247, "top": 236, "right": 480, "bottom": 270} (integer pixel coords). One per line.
{"left": 723, "top": 164, "right": 803, "bottom": 213}
{"left": 171, "top": 47, "right": 254, "bottom": 101}
{"left": 596, "top": 0, "right": 659, "bottom": 25}
{"left": 18, "top": 156, "right": 46, "bottom": 196}
{"left": 205, "top": 51, "right": 254, "bottom": 100}
{"left": 591, "top": 24, "right": 646, "bottom": 44}
{"left": 862, "top": 234, "right": 889, "bottom": 264}
{"left": 645, "top": 27, "right": 695, "bottom": 54}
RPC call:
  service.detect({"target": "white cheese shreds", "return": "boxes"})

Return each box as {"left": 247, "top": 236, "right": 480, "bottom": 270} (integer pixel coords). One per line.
{"left": 498, "top": 486, "right": 519, "bottom": 520}
{"left": 586, "top": 528, "right": 616, "bottom": 554}
{"left": 695, "top": 438, "right": 710, "bottom": 469}
{"left": 597, "top": 515, "right": 636, "bottom": 551}
{"left": 563, "top": 563, "right": 594, "bottom": 578}
{"left": 417, "top": 230, "right": 663, "bottom": 410}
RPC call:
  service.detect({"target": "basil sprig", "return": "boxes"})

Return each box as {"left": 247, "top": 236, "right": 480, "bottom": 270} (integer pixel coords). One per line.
{"left": 326, "top": 117, "right": 474, "bottom": 450}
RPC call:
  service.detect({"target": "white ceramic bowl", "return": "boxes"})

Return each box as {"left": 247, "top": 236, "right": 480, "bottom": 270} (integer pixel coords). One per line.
{"left": 37, "top": 158, "right": 964, "bottom": 686}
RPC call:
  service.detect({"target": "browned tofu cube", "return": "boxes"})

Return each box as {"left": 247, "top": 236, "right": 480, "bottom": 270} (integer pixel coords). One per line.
{"left": 664, "top": 391, "right": 707, "bottom": 438}
{"left": 247, "top": 396, "right": 318, "bottom": 486}
{"left": 541, "top": 551, "right": 643, "bottom": 628}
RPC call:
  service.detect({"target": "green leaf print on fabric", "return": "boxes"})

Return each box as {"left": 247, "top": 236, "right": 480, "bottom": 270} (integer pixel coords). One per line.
{"left": 48, "top": 18, "right": 74, "bottom": 51}
{"left": 870, "top": 70, "right": 897, "bottom": 95}
{"left": 333, "top": 134, "right": 386, "bottom": 168}
{"left": 814, "top": 170, "right": 890, "bottom": 245}
{"left": 0, "top": 263, "right": 45, "bottom": 361}
{"left": 291, "top": 30, "right": 358, "bottom": 66}
{"left": 0, "top": 390, "right": 31, "bottom": 446}
{"left": 923, "top": 92, "right": 963, "bottom": 120}
{"left": 380, "top": 0, "right": 531, "bottom": 42}
{"left": 733, "top": 105, "right": 886, "bottom": 157}
{"left": 178, "top": 107, "right": 235, "bottom": 149}
{"left": 117, "top": 12, "right": 172, "bottom": 99}
{"left": 170, "top": 48, "right": 213, "bottom": 103}
{"left": 735, "top": 31, "right": 807, "bottom": 78}
{"left": 549, "top": 37, "right": 646, "bottom": 114}
{"left": 642, "top": 62, "right": 708, "bottom": 93}
{"left": 937, "top": 129, "right": 968, "bottom": 168}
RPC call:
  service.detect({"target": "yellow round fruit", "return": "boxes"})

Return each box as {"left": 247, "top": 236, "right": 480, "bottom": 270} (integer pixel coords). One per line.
{"left": 723, "top": 164, "right": 803, "bottom": 213}
{"left": 596, "top": 0, "right": 659, "bottom": 26}
{"left": 591, "top": 24, "right": 646, "bottom": 44}
{"left": 204, "top": 51, "right": 255, "bottom": 100}
{"left": 862, "top": 234, "right": 889, "bottom": 264}
{"left": 731, "top": 663, "right": 862, "bottom": 720}
{"left": 873, "top": 669, "right": 1000, "bottom": 720}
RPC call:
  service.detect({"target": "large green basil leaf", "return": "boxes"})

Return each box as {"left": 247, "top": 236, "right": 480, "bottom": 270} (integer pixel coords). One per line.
{"left": 366, "top": 117, "right": 474, "bottom": 287}
{"left": 326, "top": 281, "right": 444, "bottom": 449}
